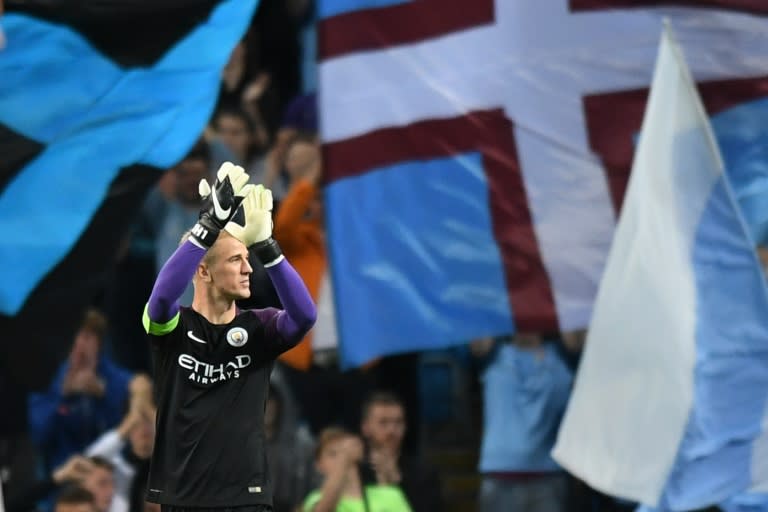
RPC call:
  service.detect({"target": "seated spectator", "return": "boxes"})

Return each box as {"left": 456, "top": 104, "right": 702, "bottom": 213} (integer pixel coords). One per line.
{"left": 472, "top": 334, "right": 573, "bottom": 512}
{"left": 302, "top": 427, "right": 411, "bottom": 512}
{"left": 86, "top": 375, "right": 156, "bottom": 512}
{"left": 359, "top": 392, "right": 443, "bottom": 512}
{"left": 81, "top": 458, "right": 115, "bottom": 512}
{"left": 28, "top": 309, "right": 135, "bottom": 473}
{"left": 266, "top": 374, "right": 317, "bottom": 512}
{"left": 54, "top": 487, "right": 97, "bottom": 512}
{"left": 6, "top": 455, "right": 94, "bottom": 512}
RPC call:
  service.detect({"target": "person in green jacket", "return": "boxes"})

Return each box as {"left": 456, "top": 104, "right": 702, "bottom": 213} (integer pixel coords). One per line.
{"left": 302, "top": 427, "right": 411, "bottom": 512}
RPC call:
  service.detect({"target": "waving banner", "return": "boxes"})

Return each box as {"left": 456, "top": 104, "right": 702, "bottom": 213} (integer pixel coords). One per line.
{"left": 318, "top": 0, "right": 768, "bottom": 367}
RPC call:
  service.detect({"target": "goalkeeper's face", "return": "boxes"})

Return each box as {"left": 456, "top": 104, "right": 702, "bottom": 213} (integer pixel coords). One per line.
{"left": 203, "top": 233, "right": 253, "bottom": 300}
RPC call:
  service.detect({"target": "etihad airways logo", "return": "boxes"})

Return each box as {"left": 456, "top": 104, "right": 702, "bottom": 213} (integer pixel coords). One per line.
{"left": 178, "top": 353, "right": 251, "bottom": 385}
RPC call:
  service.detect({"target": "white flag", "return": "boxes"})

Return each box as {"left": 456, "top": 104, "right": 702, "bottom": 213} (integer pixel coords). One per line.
{"left": 552, "top": 21, "right": 768, "bottom": 510}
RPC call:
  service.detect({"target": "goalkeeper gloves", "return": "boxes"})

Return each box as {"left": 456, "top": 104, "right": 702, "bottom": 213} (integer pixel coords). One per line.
{"left": 190, "top": 162, "right": 253, "bottom": 248}
{"left": 224, "top": 184, "right": 284, "bottom": 267}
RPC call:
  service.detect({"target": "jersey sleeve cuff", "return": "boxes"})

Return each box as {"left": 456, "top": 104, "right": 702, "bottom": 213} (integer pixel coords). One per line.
{"left": 142, "top": 303, "right": 180, "bottom": 335}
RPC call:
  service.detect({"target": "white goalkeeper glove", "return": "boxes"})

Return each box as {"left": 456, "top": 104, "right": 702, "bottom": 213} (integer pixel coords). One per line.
{"left": 191, "top": 162, "right": 253, "bottom": 248}
{"left": 224, "top": 184, "right": 283, "bottom": 267}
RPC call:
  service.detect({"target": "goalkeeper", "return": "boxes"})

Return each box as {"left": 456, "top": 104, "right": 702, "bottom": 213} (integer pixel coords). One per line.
{"left": 141, "top": 162, "right": 317, "bottom": 512}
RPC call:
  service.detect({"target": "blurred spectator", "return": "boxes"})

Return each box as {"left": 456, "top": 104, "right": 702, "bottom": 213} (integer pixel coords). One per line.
{"left": 274, "top": 133, "right": 373, "bottom": 435}
{"left": 81, "top": 457, "right": 114, "bottom": 512}
{"left": 280, "top": 92, "right": 317, "bottom": 137}
{"left": 54, "top": 487, "right": 97, "bottom": 512}
{"left": 250, "top": 92, "right": 318, "bottom": 202}
{"left": 368, "top": 354, "right": 423, "bottom": 456}
{"left": 217, "top": 36, "right": 281, "bottom": 143}
{"left": 266, "top": 374, "right": 318, "bottom": 512}
{"left": 85, "top": 375, "right": 155, "bottom": 512}
{"left": 274, "top": 132, "right": 323, "bottom": 372}
{"left": 274, "top": 135, "right": 327, "bottom": 376}
{"left": 248, "top": 0, "right": 303, "bottom": 125}
{"left": 240, "top": 73, "right": 274, "bottom": 151}
{"left": 146, "top": 141, "right": 212, "bottom": 306}
{"left": 472, "top": 334, "right": 573, "bottom": 512}
{"left": 359, "top": 392, "right": 443, "bottom": 512}
{"left": 211, "top": 108, "right": 279, "bottom": 199}
{"left": 219, "top": 40, "right": 250, "bottom": 112}
{"left": 213, "top": 108, "right": 262, "bottom": 167}
{"left": 232, "top": 98, "right": 321, "bottom": 328}
{"left": 28, "top": 309, "right": 134, "bottom": 474}
{"left": 6, "top": 455, "right": 94, "bottom": 512}
{"left": 302, "top": 427, "right": 412, "bottom": 512}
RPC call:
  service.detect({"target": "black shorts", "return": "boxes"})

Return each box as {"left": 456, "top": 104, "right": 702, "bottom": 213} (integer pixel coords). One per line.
{"left": 161, "top": 506, "right": 272, "bottom": 512}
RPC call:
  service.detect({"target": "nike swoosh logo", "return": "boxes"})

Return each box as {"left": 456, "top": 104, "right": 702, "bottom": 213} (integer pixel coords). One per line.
{"left": 187, "top": 331, "right": 207, "bottom": 344}
{"left": 211, "top": 190, "right": 231, "bottom": 220}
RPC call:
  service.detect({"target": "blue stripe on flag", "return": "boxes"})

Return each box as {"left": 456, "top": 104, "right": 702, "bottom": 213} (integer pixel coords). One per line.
{"left": 0, "top": 0, "right": 258, "bottom": 315}
{"left": 662, "top": 176, "right": 768, "bottom": 510}
{"left": 318, "top": 0, "right": 409, "bottom": 19}
{"left": 326, "top": 153, "right": 515, "bottom": 368}
{"left": 711, "top": 97, "right": 768, "bottom": 246}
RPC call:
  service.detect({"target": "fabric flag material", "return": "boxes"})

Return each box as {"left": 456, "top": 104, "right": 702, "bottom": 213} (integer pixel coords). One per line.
{"left": 0, "top": 0, "right": 258, "bottom": 388}
{"left": 551, "top": 23, "right": 768, "bottom": 510}
{"left": 318, "top": 0, "right": 768, "bottom": 368}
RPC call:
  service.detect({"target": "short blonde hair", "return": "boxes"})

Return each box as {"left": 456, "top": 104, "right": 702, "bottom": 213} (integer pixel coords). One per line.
{"left": 314, "top": 427, "right": 352, "bottom": 460}
{"left": 178, "top": 229, "right": 235, "bottom": 266}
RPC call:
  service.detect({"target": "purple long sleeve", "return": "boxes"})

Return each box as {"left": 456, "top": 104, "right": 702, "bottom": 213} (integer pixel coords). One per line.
{"left": 265, "top": 258, "right": 317, "bottom": 343}
{"left": 147, "top": 241, "right": 206, "bottom": 322}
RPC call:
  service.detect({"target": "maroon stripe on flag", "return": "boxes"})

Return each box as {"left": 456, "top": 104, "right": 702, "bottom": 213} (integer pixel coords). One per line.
{"left": 324, "top": 110, "right": 558, "bottom": 331}
{"left": 319, "top": 0, "right": 495, "bottom": 61}
{"left": 584, "top": 75, "right": 768, "bottom": 213}
{"left": 570, "top": 0, "right": 768, "bottom": 13}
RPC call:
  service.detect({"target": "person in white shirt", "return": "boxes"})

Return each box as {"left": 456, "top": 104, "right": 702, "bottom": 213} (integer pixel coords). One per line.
{"left": 86, "top": 376, "right": 155, "bottom": 512}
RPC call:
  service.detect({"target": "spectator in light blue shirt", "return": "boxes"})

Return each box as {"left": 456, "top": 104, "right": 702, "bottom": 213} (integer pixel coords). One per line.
{"left": 472, "top": 334, "right": 573, "bottom": 512}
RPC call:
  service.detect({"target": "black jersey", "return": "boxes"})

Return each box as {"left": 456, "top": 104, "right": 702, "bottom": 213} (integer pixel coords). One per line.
{"left": 146, "top": 306, "right": 287, "bottom": 508}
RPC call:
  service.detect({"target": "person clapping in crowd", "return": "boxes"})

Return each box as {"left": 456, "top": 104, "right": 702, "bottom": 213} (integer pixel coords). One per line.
{"left": 28, "top": 310, "right": 135, "bottom": 474}
{"left": 86, "top": 375, "right": 156, "bottom": 512}
{"left": 302, "top": 428, "right": 411, "bottom": 512}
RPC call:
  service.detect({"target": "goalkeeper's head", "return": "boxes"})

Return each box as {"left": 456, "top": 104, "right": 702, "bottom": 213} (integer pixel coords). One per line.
{"left": 180, "top": 231, "right": 253, "bottom": 301}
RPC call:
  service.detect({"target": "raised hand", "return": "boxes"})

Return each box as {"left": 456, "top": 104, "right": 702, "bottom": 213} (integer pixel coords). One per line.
{"left": 53, "top": 455, "right": 94, "bottom": 484}
{"left": 224, "top": 184, "right": 274, "bottom": 248}
{"left": 191, "top": 162, "right": 254, "bottom": 248}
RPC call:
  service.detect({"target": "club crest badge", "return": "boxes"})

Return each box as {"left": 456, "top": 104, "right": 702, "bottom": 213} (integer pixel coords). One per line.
{"left": 226, "top": 327, "right": 248, "bottom": 347}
